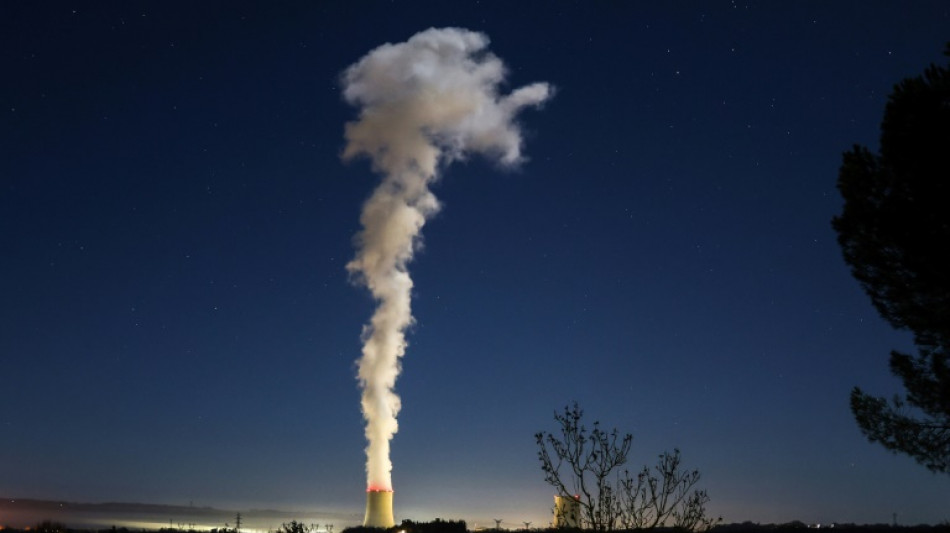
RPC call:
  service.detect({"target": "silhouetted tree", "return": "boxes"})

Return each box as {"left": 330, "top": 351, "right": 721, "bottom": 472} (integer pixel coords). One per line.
{"left": 33, "top": 521, "right": 67, "bottom": 533}
{"left": 536, "top": 403, "right": 630, "bottom": 531}
{"left": 833, "top": 43, "right": 950, "bottom": 473}
{"left": 339, "top": 527, "right": 382, "bottom": 533}
{"left": 276, "top": 521, "right": 316, "bottom": 533}
{"left": 617, "top": 449, "right": 717, "bottom": 532}
{"left": 397, "top": 518, "right": 467, "bottom": 533}
{"left": 535, "top": 403, "right": 719, "bottom": 531}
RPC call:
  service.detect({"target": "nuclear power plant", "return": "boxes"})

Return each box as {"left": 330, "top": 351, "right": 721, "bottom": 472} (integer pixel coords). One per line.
{"left": 363, "top": 489, "right": 395, "bottom": 528}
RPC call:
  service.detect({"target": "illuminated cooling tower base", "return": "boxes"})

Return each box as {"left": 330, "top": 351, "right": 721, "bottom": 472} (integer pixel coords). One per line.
{"left": 363, "top": 490, "right": 395, "bottom": 528}
{"left": 554, "top": 495, "right": 580, "bottom": 528}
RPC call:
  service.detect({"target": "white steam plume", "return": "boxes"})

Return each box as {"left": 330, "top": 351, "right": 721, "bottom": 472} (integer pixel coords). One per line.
{"left": 341, "top": 27, "right": 552, "bottom": 491}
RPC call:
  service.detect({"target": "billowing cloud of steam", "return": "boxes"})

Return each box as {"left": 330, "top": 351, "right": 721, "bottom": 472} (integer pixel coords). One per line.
{"left": 340, "top": 27, "right": 552, "bottom": 491}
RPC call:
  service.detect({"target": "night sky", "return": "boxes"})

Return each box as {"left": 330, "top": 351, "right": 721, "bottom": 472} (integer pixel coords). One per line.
{"left": 2, "top": 1, "right": 948, "bottom": 528}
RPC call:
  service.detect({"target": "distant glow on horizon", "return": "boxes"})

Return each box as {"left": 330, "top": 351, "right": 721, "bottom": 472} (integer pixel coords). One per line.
{"left": 94, "top": 521, "right": 307, "bottom": 533}
{"left": 3, "top": 516, "right": 342, "bottom": 533}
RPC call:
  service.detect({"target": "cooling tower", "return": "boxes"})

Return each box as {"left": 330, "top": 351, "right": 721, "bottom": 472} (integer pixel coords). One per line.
{"left": 553, "top": 495, "right": 580, "bottom": 528}
{"left": 363, "top": 489, "right": 395, "bottom": 528}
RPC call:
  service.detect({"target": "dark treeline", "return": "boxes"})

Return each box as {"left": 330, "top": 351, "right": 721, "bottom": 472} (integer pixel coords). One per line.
{"left": 713, "top": 523, "right": 950, "bottom": 533}
{"left": 3, "top": 524, "right": 265, "bottom": 533}
{"left": 343, "top": 518, "right": 467, "bottom": 533}
{"left": 336, "top": 521, "right": 950, "bottom": 533}
{"left": 4, "top": 521, "right": 949, "bottom": 533}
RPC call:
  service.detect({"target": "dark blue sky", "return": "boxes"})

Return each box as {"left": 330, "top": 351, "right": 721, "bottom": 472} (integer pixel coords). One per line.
{"left": 2, "top": 1, "right": 948, "bottom": 527}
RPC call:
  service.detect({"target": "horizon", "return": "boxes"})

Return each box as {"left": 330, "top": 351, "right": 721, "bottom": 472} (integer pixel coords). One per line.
{"left": 0, "top": 497, "right": 939, "bottom": 531}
